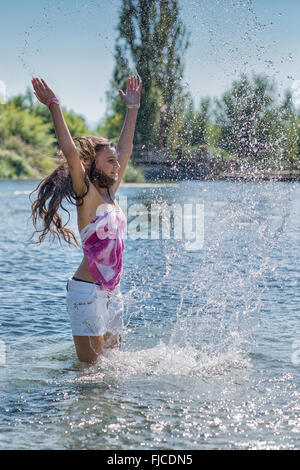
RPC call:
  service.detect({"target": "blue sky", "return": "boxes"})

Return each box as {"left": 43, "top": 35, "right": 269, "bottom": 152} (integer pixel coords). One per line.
{"left": 1, "top": 0, "right": 300, "bottom": 127}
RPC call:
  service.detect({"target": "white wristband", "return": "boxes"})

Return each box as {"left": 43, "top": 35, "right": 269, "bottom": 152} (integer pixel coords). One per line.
{"left": 127, "top": 104, "right": 140, "bottom": 109}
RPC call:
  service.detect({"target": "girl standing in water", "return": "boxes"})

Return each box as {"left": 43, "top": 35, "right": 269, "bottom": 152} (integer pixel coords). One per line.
{"left": 29, "top": 76, "right": 142, "bottom": 364}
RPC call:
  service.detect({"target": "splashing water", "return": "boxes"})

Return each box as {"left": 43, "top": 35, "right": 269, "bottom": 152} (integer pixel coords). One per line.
{"left": 1, "top": 177, "right": 299, "bottom": 450}
{"left": 15, "top": 0, "right": 298, "bottom": 378}
{"left": 8, "top": 0, "right": 300, "bottom": 450}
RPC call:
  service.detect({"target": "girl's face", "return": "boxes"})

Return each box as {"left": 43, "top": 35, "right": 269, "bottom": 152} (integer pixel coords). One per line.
{"left": 95, "top": 146, "right": 120, "bottom": 181}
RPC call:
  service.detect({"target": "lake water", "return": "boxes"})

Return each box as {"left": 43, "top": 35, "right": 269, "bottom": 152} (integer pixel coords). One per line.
{"left": 0, "top": 178, "right": 299, "bottom": 450}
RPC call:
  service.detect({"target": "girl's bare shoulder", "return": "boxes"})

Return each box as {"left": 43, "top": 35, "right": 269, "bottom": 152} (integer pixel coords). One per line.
{"left": 76, "top": 183, "right": 108, "bottom": 232}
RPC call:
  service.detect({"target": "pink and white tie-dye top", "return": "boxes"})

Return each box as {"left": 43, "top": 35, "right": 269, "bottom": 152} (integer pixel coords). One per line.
{"left": 79, "top": 207, "right": 126, "bottom": 291}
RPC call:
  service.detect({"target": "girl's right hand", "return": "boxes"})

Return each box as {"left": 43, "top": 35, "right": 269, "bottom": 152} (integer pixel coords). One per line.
{"left": 31, "top": 77, "right": 57, "bottom": 105}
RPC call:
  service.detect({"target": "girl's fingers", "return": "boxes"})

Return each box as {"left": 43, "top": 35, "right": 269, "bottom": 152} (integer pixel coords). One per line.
{"left": 33, "top": 77, "right": 44, "bottom": 89}
{"left": 121, "top": 75, "right": 142, "bottom": 95}
{"left": 38, "top": 78, "right": 45, "bottom": 89}
{"left": 41, "top": 78, "right": 48, "bottom": 89}
{"left": 127, "top": 75, "right": 140, "bottom": 91}
{"left": 32, "top": 78, "right": 41, "bottom": 89}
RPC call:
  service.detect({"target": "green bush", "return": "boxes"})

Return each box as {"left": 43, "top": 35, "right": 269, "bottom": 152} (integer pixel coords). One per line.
{"left": 62, "top": 109, "right": 89, "bottom": 137}
{"left": 0, "top": 91, "right": 89, "bottom": 179}
{"left": 96, "top": 112, "right": 124, "bottom": 141}
{"left": 0, "top": 149, "right": 38, "bottom": 179}
{"left": 123, "top": 162, "right": 145, "bottom": 182}
{"left": 0, "top": 136, "right": 58, "bottom": 178}
{"left": 0, "top": 102, "right": 54, "bottom": 149}
{"left": 1, "top": 136, "right": 24, "bottom": 154}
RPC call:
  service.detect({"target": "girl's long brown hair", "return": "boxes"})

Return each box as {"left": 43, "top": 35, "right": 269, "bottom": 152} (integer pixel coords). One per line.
{"left": 27, "top": 135, "right": 114, "bottom": 248}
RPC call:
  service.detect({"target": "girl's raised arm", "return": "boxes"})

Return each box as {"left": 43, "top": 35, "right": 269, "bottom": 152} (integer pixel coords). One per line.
{"left": 113, "top": 75, "right": 142, "bottom": 193}
{"left": 31, "top": 77, "right": 86, "bottom": 196}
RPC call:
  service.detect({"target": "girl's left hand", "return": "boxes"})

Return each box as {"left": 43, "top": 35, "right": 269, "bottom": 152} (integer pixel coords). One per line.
{"left": 118, "top": 76, "right": 142, "bottom": 107}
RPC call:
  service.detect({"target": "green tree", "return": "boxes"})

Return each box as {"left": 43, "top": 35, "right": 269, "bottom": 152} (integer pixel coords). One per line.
{"left": 7, "top": 87, "right": 89, "bottom": 138}
{"left": 214, "top": 73, "right": 297, "bottom": 166}
{"left": 0, "top": 89, "right": 90, "bottom": 179}
{"left": 180, "top": 97, "right": 212, "bottom": 147}
{"left": 103, "top": 0, "right": 190, "bottom": 148}
{"left": 279, "top": 89, "right": 299, "bottom": 166}
{"left": 0, "top": 101, "right": 54, "bottom": 149}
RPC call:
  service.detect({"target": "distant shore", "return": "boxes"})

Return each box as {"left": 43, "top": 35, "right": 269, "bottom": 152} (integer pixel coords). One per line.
{"left": 1, "top": 169, "right": 300, "bottom": 184}
{"left": 208, "top": 169, "right": 300, "bottom": 182}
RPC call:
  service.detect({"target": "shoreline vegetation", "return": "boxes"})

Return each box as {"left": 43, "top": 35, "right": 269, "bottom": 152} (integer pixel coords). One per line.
{"left": 1, "top": 174, "right": 300, "bottom": 182}
{"left": 1, "top": 164, "right": 300, "bottom": 183}
{"left": 1, "top": 141, "right": 300, "bottom": 183}
{"left": 1, "top": 71, "right": 300, "bottom": 184}
{"left": 1, "top": 131, "right": 299, "bottom": 182}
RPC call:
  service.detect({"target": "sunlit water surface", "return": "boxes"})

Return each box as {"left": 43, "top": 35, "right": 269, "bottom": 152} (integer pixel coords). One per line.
{"left": 0, "top": 179, "right": 299, "bottom": 450}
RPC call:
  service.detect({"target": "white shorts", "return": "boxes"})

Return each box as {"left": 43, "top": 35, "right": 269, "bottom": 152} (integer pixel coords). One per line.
{"left": 66, "top": 277, "right": 124, "bottom": 336}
